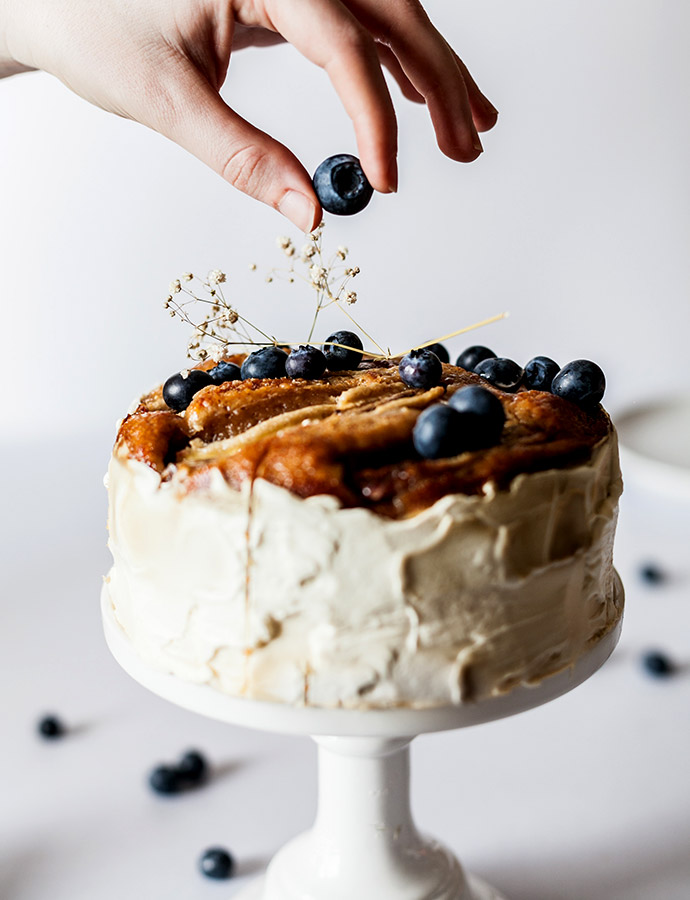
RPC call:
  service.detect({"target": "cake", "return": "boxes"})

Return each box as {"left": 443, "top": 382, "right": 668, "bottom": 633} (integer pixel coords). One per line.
{"left": 103, "top": 355, "right": 623, "bottom": 709}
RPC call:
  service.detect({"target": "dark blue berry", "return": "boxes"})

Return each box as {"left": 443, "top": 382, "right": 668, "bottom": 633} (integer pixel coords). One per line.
{"left": 163, "top": 369, "right": 213, "bottom": 412}
{"left": 312, "top": 154, "right": 373, "bottom": 216}
{"left": 38, "top": 715, "right": 65, "bottom": 739}
{"left": 474, "top": 357, "right": 523, "bottom": 391}
{"left": 149, "top": 765, "right": 184, "bottom": 795}
{"left": 639, "top": 563, "right": 666, "bottom": 585}
{"left": 455, "top": 345, "right": 496, "bottom": 371}
{"left": 641, "top": 651, "right": 675, "bottom": 678}
{"left": 208, "top": 360, "right": 242, "bottom": 385}
{"left": 413, "top": 405, "right": 465, "bottom": 459}
{"left": 551, "top": 360, "right": 605, "bottom": 408}
{"left": 323, "top": 330, "right": 363, "bottom": 371}
{"left": 399, "top": 349, "right": 443, "bottom": 389}
{"left": 177, "top": 750, "right": 208, "bottom": 786}
{"left": 240, "top": 346, "right": 288, "bottom": 380}
{"left": 448, "top": 385, "right": 506, "bottom": 448}
{"left": 199, "top": 847, "right": 235, "bottom": 880}
{"left": 286, "top": 345, "right": 328, "bottom": 380}
{"left": 523, "top": 356, "right": 560, "bottom": 392}
{"left": 425, "top": 342, "right": 450, "bottom": 364}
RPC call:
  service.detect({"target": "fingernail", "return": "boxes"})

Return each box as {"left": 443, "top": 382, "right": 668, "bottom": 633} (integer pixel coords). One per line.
{"left": 388, "top": 155, "right": 398, "bottom": 193}
{"left": 473, "top": 133, "right": 484, "bottom": 153}
{"left": 278, "top": 190, "right": 318, "bottom": 233}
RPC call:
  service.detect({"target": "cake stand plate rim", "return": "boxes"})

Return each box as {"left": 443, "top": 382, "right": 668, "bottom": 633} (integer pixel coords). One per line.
{"left": 101, "top": 577, "right": 622, "bottom": 738}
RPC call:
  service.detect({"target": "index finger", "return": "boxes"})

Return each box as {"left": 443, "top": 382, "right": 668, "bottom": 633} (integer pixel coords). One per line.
{"left": 264, "top": 0, "right": 398, "bottom": 193}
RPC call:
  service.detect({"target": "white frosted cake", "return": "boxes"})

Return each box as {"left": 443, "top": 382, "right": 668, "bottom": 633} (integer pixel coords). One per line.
{"left": 103, "top": 358, "right": 623, "bottom": 709}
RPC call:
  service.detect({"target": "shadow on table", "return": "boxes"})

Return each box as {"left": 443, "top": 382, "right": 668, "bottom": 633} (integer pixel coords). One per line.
{"left": 478, "top": 829, "right": 690, "bottom": 900}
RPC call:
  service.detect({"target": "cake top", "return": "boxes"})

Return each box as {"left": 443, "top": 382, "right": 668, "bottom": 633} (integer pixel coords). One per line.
{"left": 115, "top": 354, "right": 611, "bottom": 519}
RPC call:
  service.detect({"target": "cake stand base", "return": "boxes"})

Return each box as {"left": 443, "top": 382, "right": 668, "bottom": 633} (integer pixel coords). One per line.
{"left": 234, "top": 873, "right": 506, "bottom": 900}
{"left": 102, "top": 589, "right": 621, "bottom": 900}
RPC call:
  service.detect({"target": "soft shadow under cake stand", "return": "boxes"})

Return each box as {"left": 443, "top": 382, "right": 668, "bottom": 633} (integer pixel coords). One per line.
{"left": 102, "top": 594, "right": 621, "bottom": 900}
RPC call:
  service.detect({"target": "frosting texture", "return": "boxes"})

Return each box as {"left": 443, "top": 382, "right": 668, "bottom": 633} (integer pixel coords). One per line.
{"left": 104, "top": 430, "right": 623, "bottom": 709}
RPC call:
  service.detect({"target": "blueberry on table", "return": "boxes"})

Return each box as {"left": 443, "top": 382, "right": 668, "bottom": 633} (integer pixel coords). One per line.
{"left": 312, "top": 154, "right": 374, "bottom": 215}
{"left": 448, "top": 385, "right": 506, "bottom": 448}
{"left": 399, "top": 349, "right": 443, "bottom": 389}
{"left": 149, "top": 765, "right": 184, "bottom": 795}
{"left": 240, "top": 346, "right": 288, "bottom": 380}
{"left": 639, "top": 563, "right": 666, "bottom": 585}
{"left": 455, "top": 345, "right": 496, "bottom": 371}
{"left": 523, "top": 356, "right": 560, "bottom": 392}
{"left": 286, "top": 345, "right": 328, "bottom": 380}
{"left": 208, "top": 360, "right": 242, "bottom": 384}
{"left": 413, "top": 405, "right": 465, "bottom": 459}
{"left": 38, "top": 715, "right": 65, "bottom": 740}
{"left": 199, "top": 847, "right": 235, "bottom": 880}
{"left": 551, "top": 360, "right": 605, "bottom": 408}
{"left": 323, "top": 330, "right": 364, "bottom": 371}
{"left": 474, "top": 357, "right": 523, "bottom": 392}
{"left": 163, "top": 369, "right": 213, "bottom": 412}
{"left": 425, "top": 342, "right": 450, "bottom": 364}
{"left": 641, "top": 651, "right": 675, "bottom": 678}
{"left": 177, "top": 750, "right": 209, "bottom": 786}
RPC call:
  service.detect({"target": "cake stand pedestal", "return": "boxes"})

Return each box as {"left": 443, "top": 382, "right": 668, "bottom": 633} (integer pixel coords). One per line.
{"left": 102, "top": 593, "right": 622, "bottom": 900}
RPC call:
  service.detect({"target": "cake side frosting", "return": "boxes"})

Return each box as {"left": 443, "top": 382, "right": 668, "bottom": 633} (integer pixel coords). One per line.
{"left": 104, "top": 428, "right": 623, "bottom": 709}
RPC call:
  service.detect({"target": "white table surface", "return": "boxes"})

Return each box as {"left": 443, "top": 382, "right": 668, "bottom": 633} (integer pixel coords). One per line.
{"left": 2, "top": 435, "right": 689, "bottom": 900}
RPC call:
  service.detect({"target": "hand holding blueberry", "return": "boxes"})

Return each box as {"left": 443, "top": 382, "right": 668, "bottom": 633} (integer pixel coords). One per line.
{"left": 0, "top": 0, "right": 497, "bottom": 230}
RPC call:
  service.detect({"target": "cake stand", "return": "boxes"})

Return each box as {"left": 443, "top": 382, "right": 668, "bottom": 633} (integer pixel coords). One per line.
{"left": 102, "top": 588, "right": 622, "bottom": 900}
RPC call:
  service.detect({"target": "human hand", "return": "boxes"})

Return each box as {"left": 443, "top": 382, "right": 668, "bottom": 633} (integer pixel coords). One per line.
{"left": 2, "top": 0, "right": 498, "bottom": 231}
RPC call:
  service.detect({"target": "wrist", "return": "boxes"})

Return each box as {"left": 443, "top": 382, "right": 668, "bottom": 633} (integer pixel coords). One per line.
{"left": 0, "top": 0, "right": 37, "bottom": 76}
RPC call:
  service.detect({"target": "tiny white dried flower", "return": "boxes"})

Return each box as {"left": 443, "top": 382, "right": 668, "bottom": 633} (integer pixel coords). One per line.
{"left": 226, "top": 309, "right": 239, "bottom": 324}
{"left": 277, "top": 235, "right": 291, "bottom": 250}
{"left": 265, "top": 275, "right": 273, "bottom": 283}
{"left": 198, "top": 349, "right": 208, "bottom": 360}
{"left": 182, "top": 272, "right": 193, "bottom": 282}
{"left": 169, "top": 279, "right": 182, "bottom": 294}
{"left": 249, "top": 263, "right": 257, "bottom": 271}
{"left": 209, "top": 344, "right": 226, "bottom": 362}
{"left": 168, "top": 309, "right": 176, "bottom": 317}
{"left": 208, "top": 269, "right": 226, "bottom": 285}
{"left": 337, "top": 245, "right": 348, "bottom": 260}
{"left": 309, "top": 264, "right": 327, "bottom": 283}
{"left": 181, "top": 368, "right": 190, "bottom": 379}
{"left": 300, "top": 242, "right": 316, "bottom": 261}
{"left": 345, "top": 291, "right": 357, "bottom": 305}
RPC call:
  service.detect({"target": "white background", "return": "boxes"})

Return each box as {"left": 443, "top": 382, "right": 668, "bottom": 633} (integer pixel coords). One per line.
{"left": 1, "top": 2, "right": 689, "bottom": 898}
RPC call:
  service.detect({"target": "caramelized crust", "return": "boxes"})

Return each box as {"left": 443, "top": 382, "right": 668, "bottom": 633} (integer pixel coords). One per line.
{"left": 114, "top": 359, "right": 611, "bottom": 518}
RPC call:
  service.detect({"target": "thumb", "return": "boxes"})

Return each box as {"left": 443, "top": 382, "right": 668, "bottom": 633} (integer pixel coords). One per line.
{"left": 158, "top": 71, "right": 321, "bottom": 232}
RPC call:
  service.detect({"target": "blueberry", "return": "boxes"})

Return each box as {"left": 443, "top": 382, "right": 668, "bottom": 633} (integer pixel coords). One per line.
{"left": 641, "top": 651, "right": 675, "bottom": 678}
{"left": 413, "top": 405, "right": 465, "bottom": 459}
{"left": 323, "top": 330, "right": 363, "bottom": 371}
{"left": 523, "top": 356, "right": 560, "bottom": 392}
{"left": 425, "top": 342, "right": 450, "bottom": 364}
{"left": 240, "top": 346, "right": 288, "bottom": 380}
{"left": 38, "top": 715, "right": 65, "bottom": 740}
{"left": 208, "top": 360, "right": 242, "bottom": 385}
{"left": 399, "top": 349, "right": 443, "bottom": 390}
{"left": 474, "top": 357, "right": 523, "bottom": 391}
{"left": 163, "top": 369, "right": 213, "bottom": 412}
{"left": 455, "top": 345, "right": 496, "bottom": 371}
{"left": 551, "top": 360, "right": 605, "bottom": 408}
{"left": 199, "top": 847, "right": 235, "bottom": 880}
{"left": 312, "top": 154, "right": 373, "bottom": 216}
{"left": 177, "top": 750, "right": 208, "bottom": 786}
{"left": 639, "top": 563, "right": 666, "bottom": 585}
{"left": 286, "top": 345, "right": 328, "bottom": 380}
{"left": 149, "top": 765, "right": 184, "bottom": 795}
{"left": 448, "top": 385, "right": 506, "bottom": 448}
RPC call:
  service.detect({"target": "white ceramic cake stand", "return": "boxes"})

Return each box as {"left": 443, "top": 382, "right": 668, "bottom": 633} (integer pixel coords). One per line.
{"left": 102, "top": 593, "right": 622, "bottom": 900}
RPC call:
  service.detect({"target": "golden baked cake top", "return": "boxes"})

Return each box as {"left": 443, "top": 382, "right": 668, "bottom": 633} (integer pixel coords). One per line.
{"left": 115, "top": 355, "right": 611, "bottom": 519}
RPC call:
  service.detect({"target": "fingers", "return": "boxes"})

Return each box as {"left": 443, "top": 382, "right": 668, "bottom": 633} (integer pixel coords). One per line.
{"left": 451, "top": 50, "right": 498, "bottom": 134}
{"left": 346, "top": 0, "right": 493, "bottom": 161}
{"left": 376, "top": 44, "right": 424, "bottom": 104}
{"left": 159, "top": 67, "right": 321, "bottom": 232}
{"left": 264, "top": 0, "right": 398, "bottom": 193}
